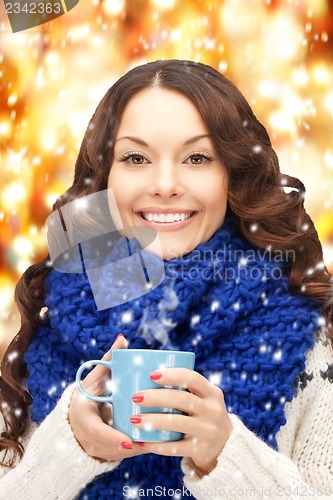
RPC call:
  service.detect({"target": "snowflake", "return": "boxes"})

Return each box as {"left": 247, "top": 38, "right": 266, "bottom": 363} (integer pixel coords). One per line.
{"left": 259, "top": 344, "right": 268, "bottom": 354}
{"left": 317, "top": 316, "right": 326, "bottom": 327}
{"left": 191, "top": 314, "right": 200, "bottom": 326}
{"left": 250, "top": 223, "right": 258, "bottom": 232}
{"left": 47, "top": 385, "right": 57, "bottom": 396}
{"left": 209, "top": 372, "right": 222, "bottom": 385}
{"left": 252, "top": 144, "right": 262, "bottom": 153}
{"left": 191, "top": 334, "right": 202, "bottom": 346}
{"left": 232, "top": 301, "right": 240, "bottom": 311}
{"left": 273, "top": 349, "right": 283, "bottom": 362}
{"left": 7, "top": 351, "right": 18, "bottom": 362}
{"left": 211, "top": 300, "right": 219, "bottom": 312}
{"left": 122, "top": 310, "right": 133, "bottom": 324}
{"left": 238, "top": 257, "right": 248, "bottom": 266}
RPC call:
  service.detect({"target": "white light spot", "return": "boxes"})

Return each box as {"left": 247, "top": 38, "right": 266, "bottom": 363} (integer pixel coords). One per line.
{"left": 317, "top": 316, "right": 326, "bottom": 327}
{"left": 209, "top": 372, "right": 222, "bottom": 385}
{"left": 252, "top": 144, "right": 262, "bottom": 153}
{"left": 273, "top": 349, "right": 283, "bottom": 361}
{"left": 211, "top": 300, "right": 219, "bottom": 312}
{"left": 134, "top": 355, "right": 143, "bottom": 365}
{"left": 122, "top": 311, "right": 133, "bottom": 324}
{"left": 259, "top": 344, "right": 267, "bottom": 354}
{"left": 8, "top": 351, "right": 18, "bottom": 362}
{"left": 47, "top": 385, "right": 57, "bottom": 396}
{"left": 191, "top": 314, "right": 200, "bottom": 326}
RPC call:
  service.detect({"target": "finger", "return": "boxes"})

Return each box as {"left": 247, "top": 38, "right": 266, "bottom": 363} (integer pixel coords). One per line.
{"left": 111, "top": 333, "right": 128, "bottom": 351}
{"left": 142, "top": 436, "right": 193, "bottom": 458}
{"left": 149, "top": 368, "right": 215, "bottom": 398}
{"left": 132, "top": 388, "right": 200, "bottom": 415}
{"left": 129, "top": 412, "right": 198, "bottom": 436}
{"left": 82, "top": 417, "right": 134, "bottom": 459}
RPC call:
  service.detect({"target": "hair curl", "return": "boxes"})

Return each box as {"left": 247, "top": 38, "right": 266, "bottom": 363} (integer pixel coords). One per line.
{"left": 1, "top": 59, "right": 332, "bottom": 466}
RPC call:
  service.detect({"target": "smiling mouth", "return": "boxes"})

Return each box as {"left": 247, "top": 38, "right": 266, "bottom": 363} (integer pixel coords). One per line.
{"left": 138, "top": 212, "right": 197, "bottom": 223}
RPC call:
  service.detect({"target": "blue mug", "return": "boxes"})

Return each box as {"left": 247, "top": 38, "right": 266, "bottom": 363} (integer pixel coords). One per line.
{"left": 75, "top": 349, "right": 195, "bottom": 442}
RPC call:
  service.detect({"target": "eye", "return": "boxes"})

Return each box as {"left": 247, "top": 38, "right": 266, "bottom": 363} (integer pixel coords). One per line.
{"left": 119, "top": 152, "right": 150, "bottom": 165}
{"left": 183, "top": 153, "right": 214, "bottom": 165}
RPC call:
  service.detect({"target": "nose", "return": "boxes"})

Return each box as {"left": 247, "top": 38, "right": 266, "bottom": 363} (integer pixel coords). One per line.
{"left": 148, "top": 162, "right": 185, "bottom": 199}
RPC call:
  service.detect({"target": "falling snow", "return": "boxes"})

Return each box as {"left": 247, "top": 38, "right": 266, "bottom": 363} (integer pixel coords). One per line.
{"left": 211, "top": 300, "right": 219, "bottom": 312}
{"left": 191, "top": 314, "right": 200, "bottom": 326}
{"left": 209, "top": 372, "right": 222, "bottom": 385}
{"left": 122, "top": 310, "right": 133, "bottom": 324}
{"left": 273, "top": 349, "right": 283, "bottom": 362}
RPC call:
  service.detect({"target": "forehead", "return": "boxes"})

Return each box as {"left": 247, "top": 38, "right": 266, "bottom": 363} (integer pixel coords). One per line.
{"left": 116, "top": 88, "right": 208, "bottom": 137}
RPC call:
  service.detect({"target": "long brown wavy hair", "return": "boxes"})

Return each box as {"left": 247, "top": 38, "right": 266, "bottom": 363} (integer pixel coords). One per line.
{"left": 1, "top": 59, "right": 332, "bottom": 467}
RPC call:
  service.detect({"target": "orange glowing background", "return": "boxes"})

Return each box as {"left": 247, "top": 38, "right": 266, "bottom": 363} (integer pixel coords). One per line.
{"left": 1, "top": 0, "right": 333, "bottom": 357}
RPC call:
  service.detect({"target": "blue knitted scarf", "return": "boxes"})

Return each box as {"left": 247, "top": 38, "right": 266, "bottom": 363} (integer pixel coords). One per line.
{"left": 25, "top": 216, "right": 321, "bottom": 499}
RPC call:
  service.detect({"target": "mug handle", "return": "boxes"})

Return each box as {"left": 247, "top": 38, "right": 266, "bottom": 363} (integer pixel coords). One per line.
{"left": 75, "top": 360, "right": 113, "bottom": 403}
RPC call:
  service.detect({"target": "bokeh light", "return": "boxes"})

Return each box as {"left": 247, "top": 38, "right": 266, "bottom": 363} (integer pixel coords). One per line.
{"left": 0, "top": 0, "right": 332, "bottom": 357}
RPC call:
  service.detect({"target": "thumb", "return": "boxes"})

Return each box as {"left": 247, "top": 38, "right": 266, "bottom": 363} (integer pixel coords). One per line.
{"left": 82, "top": 334, "right": 128, "bottom": 393}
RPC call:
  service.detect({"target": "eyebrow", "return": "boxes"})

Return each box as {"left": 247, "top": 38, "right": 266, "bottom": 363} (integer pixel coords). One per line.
{"left": 115, "top": 134, "right": 211, "bottom": 146}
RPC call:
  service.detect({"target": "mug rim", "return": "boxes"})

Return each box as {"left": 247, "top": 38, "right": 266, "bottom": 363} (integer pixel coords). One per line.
{"left": 112, "top": 349, "right": 194, "bottom": 356}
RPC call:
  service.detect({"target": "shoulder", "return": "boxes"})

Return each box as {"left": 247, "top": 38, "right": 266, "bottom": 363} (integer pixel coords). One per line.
{"left": 295, "top": 327, "right": 333, "bottom": 392}
{"left": 276, "top": 327, "right": 333, "bottom": 460}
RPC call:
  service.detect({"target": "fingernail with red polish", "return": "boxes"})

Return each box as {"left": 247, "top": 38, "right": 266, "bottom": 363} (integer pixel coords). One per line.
{"left": 150, "top": 370, "right": 162, "bottom": 380}
{"left": 121, "top": 442, "right": 132, "bottom": 449}
{"left": 137, "top": 442, "right": 145, "bottom": 447}
{"left": 115, "top": 334, "right": 125, "bottom": 341}
{"left": 132, "top": 393, "right": 144, "bottom": 403}
{"left": 130, "top": 415, "right": 142, "bottom": 424}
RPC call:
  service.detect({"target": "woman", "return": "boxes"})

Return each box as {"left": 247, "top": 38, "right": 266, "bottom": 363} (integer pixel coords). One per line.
{"left": 0, "top": 60, "right": 332, "bottom": 499}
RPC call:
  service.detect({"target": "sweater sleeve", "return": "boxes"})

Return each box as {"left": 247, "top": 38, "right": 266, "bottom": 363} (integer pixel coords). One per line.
{"left": 181, "top": 330, "right": 333, "bottom": 499}
{"left": 0, "top": 383, "right": 120, "bottom": 500}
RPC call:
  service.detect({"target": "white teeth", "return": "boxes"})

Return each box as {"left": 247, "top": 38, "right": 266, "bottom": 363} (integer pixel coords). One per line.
{"left": 141, "top": 212, "right": 193, "bottom": 223}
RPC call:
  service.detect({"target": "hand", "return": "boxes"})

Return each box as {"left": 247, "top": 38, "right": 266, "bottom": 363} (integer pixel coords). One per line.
{"left": 129, "top": 368, "right": 233, "bottom": 474}
{"left": 68, "top": 335, "right": 147, "bottom": 462}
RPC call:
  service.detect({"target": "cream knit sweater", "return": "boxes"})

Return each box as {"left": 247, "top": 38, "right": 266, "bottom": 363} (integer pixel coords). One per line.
{"left": 0, "top": 329, "right": 332, "bottom": 500}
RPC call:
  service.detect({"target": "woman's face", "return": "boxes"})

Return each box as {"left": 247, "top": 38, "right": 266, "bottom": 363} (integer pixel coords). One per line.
{"left": 108, "top": 88, "right": 228, "bottom": 260}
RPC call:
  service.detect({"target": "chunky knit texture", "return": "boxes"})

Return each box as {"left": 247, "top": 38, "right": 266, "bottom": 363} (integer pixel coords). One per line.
{"left": 24, "top": 216, "right": 321, "bottom": 499}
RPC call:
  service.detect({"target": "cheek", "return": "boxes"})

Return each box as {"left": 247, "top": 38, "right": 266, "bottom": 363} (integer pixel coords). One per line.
{"left": 201, "top": 177, "right": 228, "bottom": 210}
